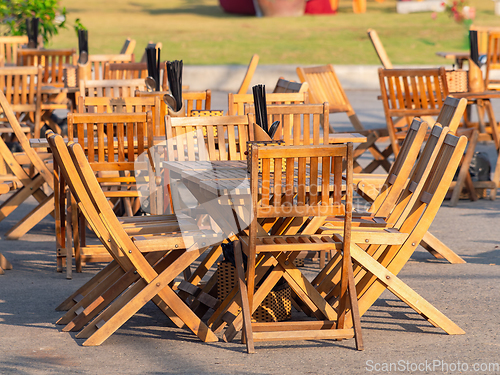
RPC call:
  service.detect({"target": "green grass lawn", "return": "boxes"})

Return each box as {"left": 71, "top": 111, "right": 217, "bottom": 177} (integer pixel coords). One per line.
{"left": 49, "top": 0, "right": 498, "bottom": 65}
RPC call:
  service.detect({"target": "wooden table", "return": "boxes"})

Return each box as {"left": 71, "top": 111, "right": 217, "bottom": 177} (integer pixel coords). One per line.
{"left": 163, "top": 149, "right": 465, "bottom": 349}
{"left": 436, "top": 51, "right": 470, "bottom": 68}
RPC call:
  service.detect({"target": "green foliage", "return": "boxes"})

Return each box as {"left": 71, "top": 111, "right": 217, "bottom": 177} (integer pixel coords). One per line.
{"left": 0, "top": 0, "right": 67, "bottom": 44}
{"left": 73, "top": 18, "right": 86, "bottom": 36}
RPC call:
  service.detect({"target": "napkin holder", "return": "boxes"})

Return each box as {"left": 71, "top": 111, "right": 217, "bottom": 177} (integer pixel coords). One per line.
{"left": 166, "top": 102, "right": 185, "bottom": 117}
{"left": 468, "top": 58, "right": 485, "bottom": 93}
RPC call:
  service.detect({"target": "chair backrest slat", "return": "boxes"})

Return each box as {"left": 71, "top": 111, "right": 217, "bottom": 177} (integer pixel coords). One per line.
{"left": 251, "top": 144, "right": 352, "bottom": 219}
{"left": 80, "top": 78, "right": 146, "bottom": 99}
{"left": 17, "top": 49, "right": 76, "bottom": 87}
{"left": 67, "top": 111, "right": 153, "bottom": 174}
{"left": 165, "top": 115, "right": 253, "bottom": 162}
{"left": 367, "top": 29, "right": 393, "bottom": 69}
{"left": 0, "top": 36, "right": 29, "bottom": 66}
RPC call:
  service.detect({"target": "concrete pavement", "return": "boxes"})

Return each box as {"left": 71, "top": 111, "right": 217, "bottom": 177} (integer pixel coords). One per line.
{"left": 0, "top": 81, "right": 499, "bottom": 374}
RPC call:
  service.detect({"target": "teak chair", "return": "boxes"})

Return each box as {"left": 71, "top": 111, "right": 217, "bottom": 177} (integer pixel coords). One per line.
{"left": 222, "top": 143, "right": 363, "bottom": 353}
{"left": 165, "top": 114, "right": 253, "bottom": 162}
{"left": 162, "top": 114, "right": 254, "bottom": 309}
{"left": 0, "top": 36, "right": 29, "bottom": 66}
{"left": 340, "top": 118, "right": 466, "bottom": 264}
{"left": 296, "top": 64, "right": 393, "bottom": 173}
{"left": 367, "top": 29, "right": 393, "bottom": 69}
{"left": 53, "top": 96, "right": 163, "bottom": 273}
{"left": 48, "top": 132, "right": 221, "bottom": 346}
{"left": 79, "top": 78, "right": 146, "bottom": 98}
{"left": 0, "top": 91, "right": 55, "bottom": 239}
{"left": 237, "top": 54, "right": 259, "bottom": 95}
{"left": 78, "top": 95, "right": 163, "bottom": 135}
{"left": 78, "top": 54, "right": 135, "bottom": 81}
{"left": 341, "top": 134, "right": 466, "bottom": 334}
{"left": 315, "top": 128, "right": 467, "bottom": 331}
{"left": 228, "top": 92, "right": 308, "bottom": 116}
{"left": 0, "top": 66, "right": 42, "bottom": 137}
{"left": 66, "top": 111, "right": 154, "bottom": 212}
{"left": 296, "top": 64, "right": 364, "bottom": 131}
{"left": 484, "top": 31, "right": 500, "bottom": 91}
{"left": 17, "top": 48, "right": 76, "bottom": 87}
{"left": 378, "top": 67, "right": 450, "bottom": 156}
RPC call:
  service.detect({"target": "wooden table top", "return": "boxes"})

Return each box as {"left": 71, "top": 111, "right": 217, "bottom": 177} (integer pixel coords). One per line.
{"left": 435, "top": 51, "right": 469, "bottom": 60}
{"left": 164, "top": 160, "right": 345, "bottom": 197}
{"left": 451, "top": 91, "right": 500, "bottom": 100}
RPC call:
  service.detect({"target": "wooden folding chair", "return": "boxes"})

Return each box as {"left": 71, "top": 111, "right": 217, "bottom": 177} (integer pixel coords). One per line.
{"left": 378, "top": 67, "right": 450, "bottom": 156}
{"left": 367, "top": 29, "right": 393, "bottom": 69}
{"left": 0, "top": 36, "right": 29, "bottom": 67}
{"left": 272, "top": 77, "right": 308, "bottom": 93}
{"left": 485, "top": 31, "right": 500, "bottom": 91}
{"left": 17, "top": 49, "right": 76, "bottom": 87}
{"left": 297, "top": 64, "right": 392, "bottom": 173}
{"left": 317, "top": 132, "right": 467, "bottom": 335}
{"left": 0, "top": 91, "right": 55, "bottom": 239}
{"left": 339, "top": 119, "right": 466, "bottom": 264}
{"left": 78, "top": 54, "right": 134, "bottom": 81}
{"left": 62, "top": 112, "right": 156, "bottom": 272}
{"left": 296, "top": 64, "right": 364, "bottom": 131}
{"left": 48, "top": 132, "right": 221, "bottom": 346}
{"left": 228, "top": 92, "right": 308, "bottom": 116}
{"left": 162, "top": 114, "right": 255, "bottom": 315}
{"left": 78, "top": 95, "right": 164, "bottom": 134}
{"left": 79, "top": 78, "right": 146, "bottom": 99}
{"left": 16, "top": 48, "right": 75, "bottom": 133}
{"left": 0, "top": 66, "right": 42, "bottom": 138}
{"left": 237, "top": 54, "right": 259, "bottom": 95}
{"left": 222, "top": 143, "right": 363, "bottom": 353}
{"left": 379, "top": 68, "right": 488, "bottom": 203}
{"left": 51, "top": 97, "right": 164, "bottom": 274}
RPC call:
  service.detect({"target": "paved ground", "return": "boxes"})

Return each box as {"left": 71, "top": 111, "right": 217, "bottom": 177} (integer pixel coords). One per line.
{"left": 0, "top": 90, "right": 499, "bottom": 374}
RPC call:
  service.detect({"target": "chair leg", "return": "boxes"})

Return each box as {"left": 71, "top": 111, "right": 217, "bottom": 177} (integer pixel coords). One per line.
{"left": 345, "top": 251, "right": 364, "bottom": 350}
{"left": 450, "top": 129, "right": 478, "bottom": 207}
{"left": 56, "top": 261, "right": 120, "bottom": 311}
{"left": 350, "top": 245, "right": 465, "bottom": 335}
{"left": 79, "top": 249, "right": 218, "bottom": 346}
{"left": 233, "top": 241, "right": 255, "bottom": 353}
{"left": 420, "top": 232, "right": 466, "bottom": 264}
{"left": 0, "top": 252, "right": 12, "bottom": 272}
{"left": 5, "top": 193, "right": 54, "bottom": 239}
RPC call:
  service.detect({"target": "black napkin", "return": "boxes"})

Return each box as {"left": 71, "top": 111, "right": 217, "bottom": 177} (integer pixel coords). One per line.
{"left": 77, "top": 29, "right": 88, "bottom": 64}
{"left": 26, "top": 18, "right": 39, "bottom": 48}
{"left": 166, "top": 60, "right": 183, "bottom": 111}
